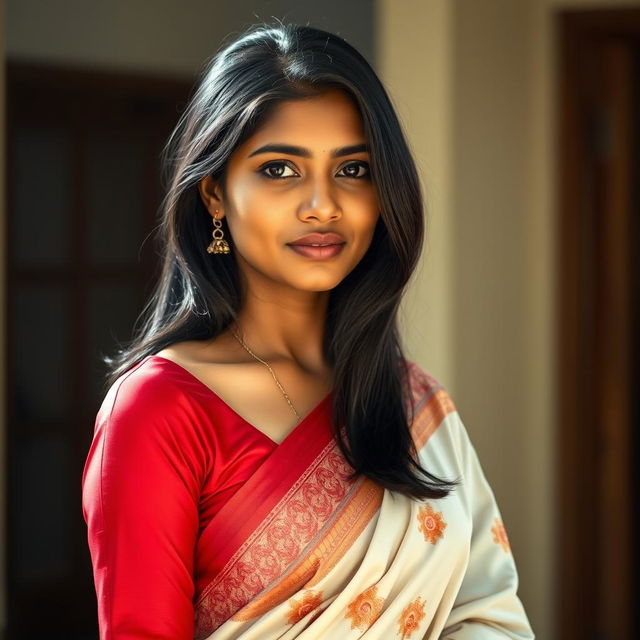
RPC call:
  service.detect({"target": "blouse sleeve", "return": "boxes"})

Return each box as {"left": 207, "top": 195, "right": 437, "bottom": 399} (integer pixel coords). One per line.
{"left": 439, "top": 413, "right": 535, "bottom": 639}
{"left": 81, "top": 370, "right": 206, "bottom": 639}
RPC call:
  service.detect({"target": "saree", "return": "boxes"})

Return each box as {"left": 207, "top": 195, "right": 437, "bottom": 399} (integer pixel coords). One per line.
{"left": 191, "top": 360, "right": 534, "bottom": 639}
{"left": 82, "top": 356, "right": 534, "bottom": 639}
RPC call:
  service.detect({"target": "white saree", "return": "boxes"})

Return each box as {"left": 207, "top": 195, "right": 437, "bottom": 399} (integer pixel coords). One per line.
{"left": 192, "top": 360, "right": 535, "bottom": 639}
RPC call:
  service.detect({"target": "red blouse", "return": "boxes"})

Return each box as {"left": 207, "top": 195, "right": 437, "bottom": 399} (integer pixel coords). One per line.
{"left": 81, "top": 354, "right": 285, "bottom": 639}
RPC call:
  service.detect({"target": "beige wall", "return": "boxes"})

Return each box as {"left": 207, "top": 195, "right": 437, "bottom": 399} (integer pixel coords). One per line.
{"left": 6, "top": 0, "right": 375, "bottom": 76}
{"left": 381, "top": 0, "right": 455, "bottom": 388}
{"left": 379, "top": 1, "right": 639, "bottom": 639}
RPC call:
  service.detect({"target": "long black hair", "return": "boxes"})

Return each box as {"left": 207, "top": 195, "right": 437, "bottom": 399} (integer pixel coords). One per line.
{"left": 104, "top": 20, "right": 459, "bottom": 500}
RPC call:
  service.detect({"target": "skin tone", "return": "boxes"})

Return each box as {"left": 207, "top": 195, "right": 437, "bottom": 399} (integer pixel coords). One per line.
{"left": 157, "top": 88, "right": 380, "bottom": 438}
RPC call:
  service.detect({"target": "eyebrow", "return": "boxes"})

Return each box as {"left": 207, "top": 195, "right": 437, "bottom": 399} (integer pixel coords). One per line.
{"left": 247, "top": 142, "right": 370, "bottom": 159}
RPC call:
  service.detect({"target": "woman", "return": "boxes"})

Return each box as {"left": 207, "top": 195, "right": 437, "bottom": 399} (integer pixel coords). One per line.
{"left": 81, "top": 21, "right": 535, "bottom": 640}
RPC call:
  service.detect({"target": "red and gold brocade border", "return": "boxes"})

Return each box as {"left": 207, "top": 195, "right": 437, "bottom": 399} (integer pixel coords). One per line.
{"left": 194, "top": 441, "right": 358, "bottom": 637}
{"left": 403, "top": 360, "right": 457, "bottom": 451}
{"left": 231, "top": 475, "right": 384, "bottom": 621}
{"left": 411, "top": 386, "right": 457, "bottom": 451}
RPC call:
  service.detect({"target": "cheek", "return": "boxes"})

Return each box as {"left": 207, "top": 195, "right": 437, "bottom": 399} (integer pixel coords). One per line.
{"left": 225, "top": 182, "right": 279, "bottom": 244}
{"left": 350, "top": 189, "right": 380, "bottom": 229}
{"left": 226, "top": 175, "right": 261, "bottom": 217}
{"left": 232, "top": 212, "right": 272, "bottom": 241}
{"left": 352, "top": 207, "right": 381, "bottom": 247}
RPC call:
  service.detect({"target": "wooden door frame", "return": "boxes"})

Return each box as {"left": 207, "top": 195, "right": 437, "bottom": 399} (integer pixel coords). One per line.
{"left": 557, "top": 7, "right": 639, "bottom": 640}
{"left": 4, "top": 60, "right": 193, "bottom": 634}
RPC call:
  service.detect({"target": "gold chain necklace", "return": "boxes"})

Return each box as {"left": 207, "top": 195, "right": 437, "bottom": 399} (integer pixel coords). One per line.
{"left": 230, "top": 326, "right": 301, "bottom": 421}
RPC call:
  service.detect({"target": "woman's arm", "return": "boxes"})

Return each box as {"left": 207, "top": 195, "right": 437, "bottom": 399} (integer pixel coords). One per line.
{"left": 439, "top": 414, "right": 535, "bottom": 639}
{"left": 81, "top": 374, "right": 204, "bottom": 639}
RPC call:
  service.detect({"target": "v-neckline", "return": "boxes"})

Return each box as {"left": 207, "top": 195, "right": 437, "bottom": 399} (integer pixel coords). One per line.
{"left": 144, "top": 354, "right": 333, "bottom": 447}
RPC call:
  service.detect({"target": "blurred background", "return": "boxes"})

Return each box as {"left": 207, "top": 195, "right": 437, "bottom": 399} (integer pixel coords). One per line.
{"left": 1, "top": 0, "right": 638, "bottom": 638}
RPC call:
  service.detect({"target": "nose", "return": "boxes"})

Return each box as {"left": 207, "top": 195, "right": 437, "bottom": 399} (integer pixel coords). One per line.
{"left": 297, "top": 177, "right": 342, "bottom": 222}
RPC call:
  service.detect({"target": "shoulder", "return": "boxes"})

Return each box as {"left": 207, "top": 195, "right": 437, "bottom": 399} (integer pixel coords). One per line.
{"left": 401, "top": 358, "right": 462, "bottom": 451}
{"left": 402, "top": 360, "right": 482, "bottom": 475}
{"left": 90, "top": 356, "right": 212, "bottom": 480}
{"left": 94, "top": 355, "right": 205, "bottom": 446}
{"left": 401, "top": 358, "right": 458, "bottom": 415}
{"left": 83, "top": 357, "right": 207, "bottom": 527}
{"left": 98, "top": 356, "right": 183, "bottom": 418}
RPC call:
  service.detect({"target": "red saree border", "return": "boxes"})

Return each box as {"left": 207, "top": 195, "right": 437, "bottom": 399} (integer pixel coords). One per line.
{"left": 231, "top": 475, "right": 385, "bottom": 622}
{"left": 194, "top": 436, "right": 359, "bottom": 638}
{"left": 301, "top": 476, "right": 384, "bottom": 588}
{"left": 403, "top": 360, "right": 457, "bottom": 450}
{"left": 195, "top": 390, "right": 335, "bottom": 596}
{"left": 412, "top": 387, "right": 457, "bottom": 451}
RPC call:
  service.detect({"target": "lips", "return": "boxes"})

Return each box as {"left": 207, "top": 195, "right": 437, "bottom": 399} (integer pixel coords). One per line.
{"left": 287, "top": 232, "right": 345, "bottom": 246}
{"left": 288, "top": 243, "right": 345, "bottom": 259}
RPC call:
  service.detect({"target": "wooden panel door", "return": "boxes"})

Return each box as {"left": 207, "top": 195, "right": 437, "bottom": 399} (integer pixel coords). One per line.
{"left": 557, "top": 8, "right": 639, "bottom": 640}
{"left": 5, "top": 61, "right": 192, "bottom": 637}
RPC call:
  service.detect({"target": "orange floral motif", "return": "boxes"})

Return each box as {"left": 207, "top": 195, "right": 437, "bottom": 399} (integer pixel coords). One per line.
{"left": 286, "top": 590, "right": 323, "bottom": 625}
{"left": 308, "top": 606, "right": 324, "bottom": 625}
{"left": 397, "top": 596, "right": 426, "bottom": 639}
{"left": 417, "top": 503, "right": 447, "bottom": 544}
{"left": 491, "top": 517, "right": 511, "bottom": 552}
{"left": 345, "top": 585, "right": 385, "bottom": 631}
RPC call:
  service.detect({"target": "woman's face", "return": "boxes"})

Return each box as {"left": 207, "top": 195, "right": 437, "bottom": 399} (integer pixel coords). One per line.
{"left": 198, "top": 88, "right": 380, "bottom": 294}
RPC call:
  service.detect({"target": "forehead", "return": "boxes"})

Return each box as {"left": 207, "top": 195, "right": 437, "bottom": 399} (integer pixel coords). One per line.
{"left": 242, "top": 89, "right": 366, "bottom": 150}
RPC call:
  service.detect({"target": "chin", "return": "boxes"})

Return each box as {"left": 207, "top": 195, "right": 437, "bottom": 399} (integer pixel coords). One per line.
{"left": 291, "top": 276, "right": 344, "bottom": 292}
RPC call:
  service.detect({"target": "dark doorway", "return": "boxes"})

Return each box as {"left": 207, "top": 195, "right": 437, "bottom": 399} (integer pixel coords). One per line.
{"left": 5, "top": 61, "right": 192, "bottom": 638}
{"left": 557, "top": 8, "right": 639, "bottom": 640}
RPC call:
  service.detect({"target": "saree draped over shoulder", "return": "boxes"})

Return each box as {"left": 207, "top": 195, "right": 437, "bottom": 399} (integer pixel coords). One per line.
{"left": 82, "top": 355, "right": 535, "bottom": 639}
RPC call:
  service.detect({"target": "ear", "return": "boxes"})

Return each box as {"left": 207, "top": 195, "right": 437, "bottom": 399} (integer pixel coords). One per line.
{"left": 198, "top": 175, "right": 225, "bottom": 219}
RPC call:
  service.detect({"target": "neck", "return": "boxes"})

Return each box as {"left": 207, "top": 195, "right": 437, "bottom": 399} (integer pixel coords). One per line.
{"left": 230, "top": 295, "right": 329, "bottom": 375}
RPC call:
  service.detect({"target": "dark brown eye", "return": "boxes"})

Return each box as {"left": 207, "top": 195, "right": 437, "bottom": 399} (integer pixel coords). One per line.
{"left": 259, "top": 161, "right": 297, "bottom": 179}
{"left": 258, "top": 160, "right": 370, "bottom": 180}
{"left": 340, "top": 162, "right": 370, "bottom": 179}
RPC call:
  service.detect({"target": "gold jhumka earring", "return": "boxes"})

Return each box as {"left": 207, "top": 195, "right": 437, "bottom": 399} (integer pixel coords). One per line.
{"left": 206, "top": 209, "right": 230, "bottom": 254}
